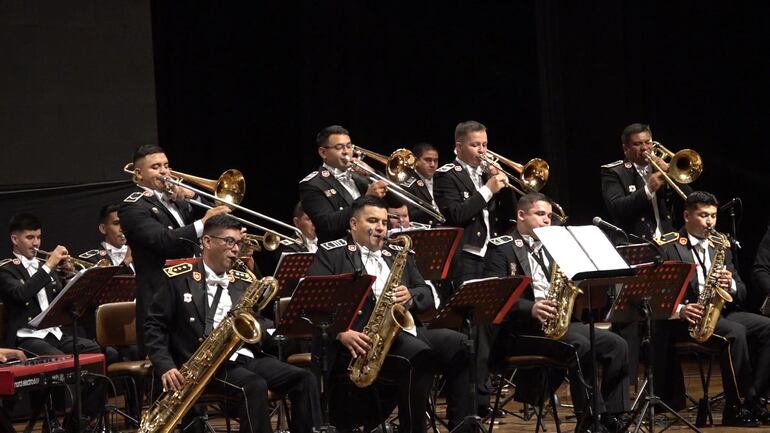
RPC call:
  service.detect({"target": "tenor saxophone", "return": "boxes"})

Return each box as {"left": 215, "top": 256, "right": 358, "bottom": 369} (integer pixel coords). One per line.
{"left": 689, "top": 229, "right": 733, "bottom": 343}
{"left": 139, "top": 260, "right": 278, "bottom": 433}
{"left": 349, "top": 234, "right": 415, "bottom": 388}
{"left": 542, "top": 263, "right": 582, "bottom": 340}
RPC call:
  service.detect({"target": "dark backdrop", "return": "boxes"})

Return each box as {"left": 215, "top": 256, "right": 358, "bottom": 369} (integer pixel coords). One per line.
{"left": 3, "top": 2, "right": 769, "bottom": 294}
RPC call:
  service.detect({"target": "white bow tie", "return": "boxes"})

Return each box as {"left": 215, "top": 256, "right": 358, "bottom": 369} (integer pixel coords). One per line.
{"left": 206, "top": 273, "right": 230, "bottom": 289}
{"left": 21, "top": 257, "right": 38, "bottom": 271}
{"left": 335, "top": 171, "right": 351, "bottom": 182}
{"left": 107, "top": 245, "right": 128, "bottom": 255}
{"left": 359, "top": 246, "right": 382, "bottom": 261}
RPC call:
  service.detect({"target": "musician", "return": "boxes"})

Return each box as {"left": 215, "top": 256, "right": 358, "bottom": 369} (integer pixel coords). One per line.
{"left": 656, "top": 191, "right": 769, "bottom": 426}
{"left": 401, "top": 142, "right": 440, "bottom": 225}
{"left": 0, "top": 213, "right": 107, "bottom": 428}
{"left": 119, "top": 144, "right": 230, "bottom": 356}
{"left": 145, "top": 214, "right": 321, "bottom": 433}
{"left": 306, "top": 196, "right": 472, "bottom": 433}
{"left": 299, "top": 125, "right": 388, "bottom": 243}
{"left": 751, "top": 219, "right": 770, "bottom": 305}
{"left": 78, "top": 204, "right": 134, "bottom": 272}
{"left": 433, "top": 120, "right": 514, "bottom": 413}
{"left": 279, "top": 202, "right": 318, "bottom": 253}
{"left": 483, "top": 193, "right": 630, "bottom": 432}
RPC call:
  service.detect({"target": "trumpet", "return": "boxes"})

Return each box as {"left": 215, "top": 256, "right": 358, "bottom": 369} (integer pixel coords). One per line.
{"left": 643, "top": 141, "right": 702, "bottom": 200}
{"left": 35, "top": 248, "right": 111, "bottom": 271}
{"left": 123, "top": 164, "right": 303, "bottom": 245}
{"left": 352, "top": 145, "right": 417, "bottom": 183}
{"left": 242, "top": 232, "right": 281, "bottom": 252}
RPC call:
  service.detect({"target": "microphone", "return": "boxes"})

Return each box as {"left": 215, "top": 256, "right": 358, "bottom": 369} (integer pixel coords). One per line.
{"left": 592, "top": 217, "right": 626, "bottom": 235}
{"left": 719, "top": 197, "right": 740, "bottom": 212}
{"left": 179, "top": 237, "right": 203, "bottom": 256}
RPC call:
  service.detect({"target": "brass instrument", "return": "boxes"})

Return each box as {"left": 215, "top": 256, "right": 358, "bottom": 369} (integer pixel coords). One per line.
{"left": 123, "top": 164, "right": 303, "bottom": 245}
{"left": 542, "top": 263, "right": 582, "bottom": 339}
{"left": 643, "top": 141, "right": 703, "bottom": 200}
{"left": 242, "top": 232, "right": 281, "bottom": 252}
{"left": 343, "top": 156, "right": 446, "bottom": 224}
{"left": 34, "top": 248, "right": 110, "bottom": 271}
{"left": 139, "top": 260, "right": 278, "bottom": 433}
{"left": 688, "top": 229, "right": 733, "bottom": 343}
{"left": 352, "top": 145, "right": 417, "bottom": 184}
{"left": 349, "top": 234, "right": 415, "bottom": 388}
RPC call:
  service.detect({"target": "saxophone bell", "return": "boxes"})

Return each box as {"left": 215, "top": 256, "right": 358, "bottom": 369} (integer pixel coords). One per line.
{"left": 231, "top": 310, "right": 261, "bottom": 344}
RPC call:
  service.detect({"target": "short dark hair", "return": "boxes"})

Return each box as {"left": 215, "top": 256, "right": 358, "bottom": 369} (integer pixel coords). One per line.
{"left": 685, "top": 191, "right": 719, "bottom": 211}
{"left": 621, "top": 123, "right": 651, "bottom": 145}
{"left": 292, "top": 201, "right": 306, "bottom": 219}
{"left": 455, "top": 121, "right": 486, "bottom": 142}
{"left": 316, "top": 125, "right": 350, "bottom": 147}
{"left": 132, "top": 144, "right": 165, "bottom": 164}
{"left": 516, "top": 192, "right": 552, "bottom": 213}
{"left": 203, "top": 214, "right": 242, "bottom": 235}
{"left": 412, "top": 142, "right": 437, "bottom": 158}
{"left": 351, "top": 196, "right": 389, "bottom": 217}
{"left": 99, "top": 204, "right": 121, "bottom": 222}
{"left": 9, "top": 213, "right": 42, "bottom": 234}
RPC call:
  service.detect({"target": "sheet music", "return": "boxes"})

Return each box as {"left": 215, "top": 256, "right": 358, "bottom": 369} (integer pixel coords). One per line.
{"left": 29, "top": 268, "right": 87, "bottom": 328}
{"left": 534, "top": 225, "right": 629, "bottom": 280}
{"left": 567, "top": 226, "right": 629, "bottom": 270}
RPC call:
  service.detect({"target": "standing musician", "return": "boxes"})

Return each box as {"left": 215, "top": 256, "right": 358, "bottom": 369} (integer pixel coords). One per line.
{"left": 119, "top": 144, "right": 230, "bottom": 356}
{"left": 656, "top": 191, "right": 769, "bottom": 426}
{"left": 306, "top": 196, "right": 472, "bottom": 433}
{"left": 144, "top": 214, "right": 321, "bottom": 433}
{"left": 0, "top": 213, "right": 107, "bottom": 429}
{"left": 433, "top": 120, "right": 514, "bottom": 414}
{"left": 78, "top": 203, "right": 134, "bottom": 273}
{"left": 400, "top": 142, "right": 440, "bottom": 226}
{"left": 299, "top": 125, "right": 388, "bottom": 243}
{"left": 484, "top": 193, "right": 630, "bottom": 432}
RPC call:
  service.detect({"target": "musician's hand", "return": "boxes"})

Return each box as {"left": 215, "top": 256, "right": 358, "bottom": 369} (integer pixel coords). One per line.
{"left": 681, "top": 303, "right": 705, "bottom": 325}
{"left": 717, "top": 269, "right": 733, "bottom": 289}
{"left": 59, "top": 259, "right": 76, "bottom": 275}
{"left": 649, "top": 155, "right": 669, "bottom": 173}
{"left": 366, "top": 180, "right": 388, "bottom": 198}
{"left": 123, "top": 247, "right": 133, "bottom": 266}
{"left": 162, "top": 368, "right": 185, "bottom": 392}
{"left": 647, "top": 172, "right": 666, "bottom": 193}
{"left": 532, "top": 299, "right": 558, "bottom": 323}
{"left": 45, "top": 245, "right": 69, "bottom": 270}
{"left": 485, "top": 173, "right": 507, "bottom": 194}
{"left": 337, "top": 330, "right": 372, "bottom": 358}
{"left": 392, "top": 285, "right": 413, "bottom": 305}
{"left": 0, "top": 348, "right": 26, "bottom": 363}
{"left": 202, "top": 205, "right": 231, "bottom": 223}
{"left": 168, "top": 184, "right": 196, "bottom": 202}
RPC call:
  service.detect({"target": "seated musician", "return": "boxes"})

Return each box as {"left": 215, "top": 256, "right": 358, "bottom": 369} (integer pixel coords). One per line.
{"left": 0, "top": 213, "right": 107, "bottom": 429}
{"left": 144, "top": 214, "right": 321, "bottom": 433}
{"left": 78, "top": 204, "right": 134, "bottom": 273}
{"left": 483, "top": 193, "right": 630, "bottom": 433}
{"left": 655, "top": 191, "right": 769, "bottom": 426}
{"left": 278, "top": 202, "right": 318, "bottom": 254}
{"left": 306, "top": 195, "right": 472, "bottom": 433}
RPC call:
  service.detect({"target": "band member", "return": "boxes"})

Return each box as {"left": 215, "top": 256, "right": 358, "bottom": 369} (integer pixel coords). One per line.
{"left": 306, "top": 196, "right": 472, "bottom": 433}
{"left": 484, "top": 193, "right": 630, "bottom": 432}
{"left": 657, "top": 191, "right": 768, "bottom": 426}
{"left": 279, "top": 202, "right": 318, "bottom": 253}
{"left": 119, "top": 144, "right": 230, "bottom": 356}
{"left": 78, "top": 204, "right": 134, "bottom": 273}
{"left": 299, "top": 125, "right": 388, "bottom": 243}
{"left": 0, "top": 348, "right": 26, "bottom": 433}
{"left": 401, "top": 142, "right": 440, "bottom": 226}
{"left": 433, "top": 120, "right": 514, "bottom": 413}
{"left": 0, "top": 213, "right": 107, "bottom": 427}
{"left": 145, "top": 214, "right": 321, "bottom": 433}
{"left": 751, "top": 219, "right": 770, "bottom": 305}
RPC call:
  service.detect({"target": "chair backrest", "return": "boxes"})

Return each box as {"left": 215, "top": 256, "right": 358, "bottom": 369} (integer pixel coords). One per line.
{"left": 275, "top": 296, "right": 292, "bottom": 324}
{"left": 95, "top": 301, "right": 137, "bottom": 347}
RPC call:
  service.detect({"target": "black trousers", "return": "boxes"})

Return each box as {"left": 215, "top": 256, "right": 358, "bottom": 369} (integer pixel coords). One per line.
{"left": 17, "top": 332, "right": 106, "bottom": 419}
{"left": 422, "top": 328, "right": 473, "bottom": 429}
{"left": 208, "top": 354, "right": 321, "bottom": 433}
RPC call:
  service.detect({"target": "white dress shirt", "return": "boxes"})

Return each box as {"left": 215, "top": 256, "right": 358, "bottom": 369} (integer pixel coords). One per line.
{"left": 13, "top": 253, "right": 63, "bottom": 340}
{"left": 203, "top": 263, "right": 254, "bottom": 360}
{"left": 522, "top": 235, "right": 551, "bottom": 300}
{"left": 143, "top": 187, "right": 204, "bottom": 238}
{"left": 634, "top": 163, "right": 662, "bottom": 239}
{"left": 305, "top": 237, "right": 318, "bottom": 254}
{"left": 674, "top": 233, "right": 736, "bottom": 317}
{"left": 455, "top": 158, "right": 493, "bottom": 257}
{"left": 324, "top": 164, "right": 360, "bottom": 200}
{"left": 358, "top": 244, "right": 417, "bottom": 336}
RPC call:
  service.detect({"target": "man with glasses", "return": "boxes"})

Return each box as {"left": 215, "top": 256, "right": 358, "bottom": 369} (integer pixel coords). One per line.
{"left": 299, "top": 125, "right": 389, "bottom": 243}
{"left": 145, "top": 214, "right": 321, "bottom": 433}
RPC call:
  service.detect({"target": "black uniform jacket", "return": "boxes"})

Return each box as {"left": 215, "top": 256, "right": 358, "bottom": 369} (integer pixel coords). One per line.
{"left": 298, "top": 166, "right": 370, "bottom": 243}
{"left": 144, "top": 260, "right": 271, "bottom": 376}
{"left": 0, "top": 258, "right": 64, "bottom": 346}
{"left": 660, "top": 228, "right": 746, "bottom": 314}
{"left": 400, "top": 176, "right": 438, "bottom": 226}
{"left": 600, "top": 160, "right": 692, "bottom": 239}
{"left": 433, "top": 161, "right": 515, "bottom": 250}
{"left": 752, "top": 220, "right": 770, "bottom": 299}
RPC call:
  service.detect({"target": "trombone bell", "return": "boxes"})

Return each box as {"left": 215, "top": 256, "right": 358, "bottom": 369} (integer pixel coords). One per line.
{"left": 170, "top": 169, "right": 246, "bottom": 206}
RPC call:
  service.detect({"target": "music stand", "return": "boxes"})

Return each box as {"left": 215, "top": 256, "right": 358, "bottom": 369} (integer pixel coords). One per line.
{"left": 429, "top": 276, "right": 530, "bottom": 433}
{"left": 273, "top": 252, "right": 315, "bottom": 297}
{"left": 390, "top": 227, "right": 463, "bottom": 281}
{"left": 276, "top": 273, "right": 375, "bottom": 433}
{"left": 617, "top": 243, "right": 661, "bottom": 267}
{"left": 605, "top": 262, "right": 698, "bottom": 433}
{"left": 28, "top": 266, "right": 122, "bottom": 433}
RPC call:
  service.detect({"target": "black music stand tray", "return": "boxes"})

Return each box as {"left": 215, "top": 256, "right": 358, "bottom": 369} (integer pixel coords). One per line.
{"left": 430, "top": 276, "right": 530, "bottom": 433}
{"left": 28, "top": 265, "right": 122, "bottom": 433}
{"left": 276, "top": 273, "right": 375, "bottom": 433}
{"left": 390, "top": 227, "right": 463, "bottom": 281}
{"left": 605, "top": 262, "right": 698, "bottom": 433}
{"left": 617, "top": 243, "right": 662, "bottom": 267}
{"left": 273, "top": 252, "right": 315, "bottom": 298}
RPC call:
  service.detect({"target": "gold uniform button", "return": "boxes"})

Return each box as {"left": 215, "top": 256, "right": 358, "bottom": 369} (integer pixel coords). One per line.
{"left": 190, "top": 317, "right": 196, "bottom": 322}
{"left": 28, "top": 317, "right": 32, "bottom": 321}
{"left": 25, "top": 302, "right": 30, "bottom": 306}
{"left": 640, "top": 217, "right": 646, "bottom": 222}
{"left": 358, "top": 310, "right": 363, "bottom": 316}
{"left": 339, "top": 207, "right": 344, "bottom": 210}
{"left": 471, "top": 217, "right": 476, "bottom": 221}
{"left": 198, "top": 337, "right": 204, "bottom": 343}
{"left": 476, "top": 232, "right": 481, "bottom": 237}
{"left": 52, "top": 289, "right": 57, "bottom": 293}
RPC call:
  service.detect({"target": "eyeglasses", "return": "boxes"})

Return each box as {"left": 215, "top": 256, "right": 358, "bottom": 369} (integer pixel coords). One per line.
{"left": 209, "top": 235, "right": 243, "bottom": 249}
{"left": 323, "top": 143, "right": 354, "bottom": 151}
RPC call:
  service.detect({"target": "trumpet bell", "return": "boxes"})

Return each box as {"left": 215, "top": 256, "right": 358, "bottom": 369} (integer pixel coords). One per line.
{"left": 386, "top": 149, "right": 417, "bottom": 183}
{"left": 668, "top": 149, "right": 702, "bottom": 184}
{"left": 520, "top": 158, "right": 550, "bottom": 192}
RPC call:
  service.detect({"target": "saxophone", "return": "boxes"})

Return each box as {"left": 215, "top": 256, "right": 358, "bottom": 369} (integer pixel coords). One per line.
{"left": 139, "top": 260, "right": 279, "bottom": 433}
{"left": 542, "top": 263, "right": 582, "bottom": 340}
{"left": 689, "top": 229, "right": 733, "bottom": 343}
{"left": 349, "top": 234, "right": 416, "bottom": 388}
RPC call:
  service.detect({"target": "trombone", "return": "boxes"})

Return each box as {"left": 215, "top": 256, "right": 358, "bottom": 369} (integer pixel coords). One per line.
{"left": 643, "top": 141, "right": 703, "bottom": 200}
{"left": 242, "top": 232, "right": 281, "bottom": 252}
{"left": 352, "top": 145, "right": 417, "bottom": 183}
{"left": 123, "top": 164, "right": 303, "bottom": 245}
{"left": 343, "top": 155, "right": 446, "bottom": 224}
